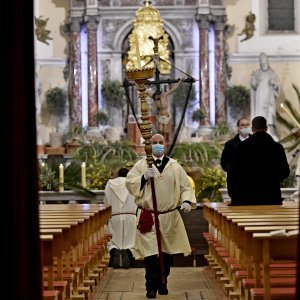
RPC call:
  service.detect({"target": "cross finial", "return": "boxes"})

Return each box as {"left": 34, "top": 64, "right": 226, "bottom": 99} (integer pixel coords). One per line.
{"left": 143, "top": 0, "right": 151, "bottom": 7}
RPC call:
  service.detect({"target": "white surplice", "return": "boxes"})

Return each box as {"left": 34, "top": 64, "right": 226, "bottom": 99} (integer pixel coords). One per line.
{"left": 104, "top": 177, "right": 137, "bottom": 253}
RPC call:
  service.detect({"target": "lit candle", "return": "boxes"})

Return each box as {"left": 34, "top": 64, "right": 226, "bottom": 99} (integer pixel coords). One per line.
{"left": 134, "top": 33, "right": 142, "bottom": 69}
{"left": 280, "top": 103, "right": 300, "bottom": 127}
{"left": 81, "top": 162, "right": 86, "bottom": 188}
{"left": 59, "top": 164, "right": 64, "bottom": 192}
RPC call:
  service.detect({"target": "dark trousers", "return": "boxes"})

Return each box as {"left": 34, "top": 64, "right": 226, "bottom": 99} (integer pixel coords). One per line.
{"left": 144, "top": 253, "right": 173, "bottom": 292}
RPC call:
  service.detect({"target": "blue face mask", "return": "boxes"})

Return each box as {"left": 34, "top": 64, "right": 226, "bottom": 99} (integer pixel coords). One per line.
{"left": 152, "top": 144, "right": 165, "bottom": 156}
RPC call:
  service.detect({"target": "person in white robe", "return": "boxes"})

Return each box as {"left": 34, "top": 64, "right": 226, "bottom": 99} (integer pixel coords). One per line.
{"left": 104, "top": 167, "right": 137, "bottom": 268}
{"left": 251, "top": 52, "right": 280, "bottom": 141}
{"left": 126, "top": 134, "right": 196, "bottom": 299}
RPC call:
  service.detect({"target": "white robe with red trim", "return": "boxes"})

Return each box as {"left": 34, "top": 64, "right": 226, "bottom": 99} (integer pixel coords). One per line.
{"left": 125, "top": 157, "right": 196, "bottom": 259}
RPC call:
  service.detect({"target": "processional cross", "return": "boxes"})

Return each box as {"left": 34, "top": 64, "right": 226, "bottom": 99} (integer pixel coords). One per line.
{"left": 124, "top": 35, "right": 195, "bottom": 155}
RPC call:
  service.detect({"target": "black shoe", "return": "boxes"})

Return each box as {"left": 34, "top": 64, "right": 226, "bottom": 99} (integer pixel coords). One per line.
{"left": 112, "top": 249, "right": 121, "bottom": 268}
{"left": 126, "top": 249, "right": 135, "bottom": 267}
{"left": 158, "top": 284, "right": 168, "bottom": 295}
{"left": 121, "top": 249, "right": 131, "bottom": 269}
{"left": 146, "top": 290, "right": 156, "bottom": 298}
{"left": 108, "top": 249, "right": 116, "bottom": 267}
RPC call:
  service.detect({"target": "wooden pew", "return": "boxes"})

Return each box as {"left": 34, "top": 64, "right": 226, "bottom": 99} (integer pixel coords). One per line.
{"left": 39, "top": 204, "right": 112, "bottom": 300}
{"left": 202, "top": 203, "right": 299, "bottom": 300}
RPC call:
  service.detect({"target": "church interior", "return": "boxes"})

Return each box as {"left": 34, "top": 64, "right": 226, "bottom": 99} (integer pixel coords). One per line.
{"left": 2, "top": 0, "right": 300, "bottom": 299}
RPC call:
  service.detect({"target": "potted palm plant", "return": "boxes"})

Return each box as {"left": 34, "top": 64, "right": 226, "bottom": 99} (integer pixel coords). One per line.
{"left": 225, "top": 85, "right": 250, "bottom": 119}
{"left": 101, "top": 79, "right": 124, "bottom": 129}
{"left": 101, "top": 79, "right": 125, "bottom": 109}
{"left": 94, "top": 109, "right": 109, "bottom": 136}
{"left": 45, "top": 86, "right": 67, "bottom": 148}
{"left": 95, "top": 109, "right": 109, "bottom": 126}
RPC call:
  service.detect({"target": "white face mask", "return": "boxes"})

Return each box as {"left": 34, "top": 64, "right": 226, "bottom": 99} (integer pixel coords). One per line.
{"left": 240, "top": 127, "right": 251, "bottom": 136}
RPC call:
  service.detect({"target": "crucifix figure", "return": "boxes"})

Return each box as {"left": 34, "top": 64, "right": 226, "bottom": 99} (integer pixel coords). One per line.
{"left": 147, "top": 36, "right": 182, "bottom": 135}
{"left": 151, "top": 79, "right": 183, "bottom": 134}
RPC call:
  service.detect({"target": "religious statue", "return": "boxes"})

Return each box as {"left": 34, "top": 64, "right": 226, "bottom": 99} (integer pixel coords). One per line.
{"left": 250, "top": 53, "right": 280, "bottom": 140}
{"left": 150, "top": 79, "right": 183, "bottom": 135}
{"left": 34, "top": 16, "right": 53, "bottom": 45}
{"left": 238, "top": 11, "right": 256, "bottom": 42}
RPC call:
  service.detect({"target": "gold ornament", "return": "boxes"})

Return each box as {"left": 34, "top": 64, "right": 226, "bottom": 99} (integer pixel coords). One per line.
{"left": 126, "top": 0, "right": 171, "bottom": 74}
{"left": 125, "top": 67, "right": 155, "bottom": 166}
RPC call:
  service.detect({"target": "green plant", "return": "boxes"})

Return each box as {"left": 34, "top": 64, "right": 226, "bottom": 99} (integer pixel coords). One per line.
{"left": 38, "top": 159, "right": 96, "bottom": 196}
{"left": 74, "top": 140, "right": 138, "bottom": 163}
{"left": 95, "top": 109, "right": 109, "bottom": 126}
{"left": 86, "top": 160, "right": 111, "bottom": 190}
{"left": 213, "top": 121, "right": 233, "bottom": 139}
{"left": 39, "top": 163, "right": 58, "bottom": 190}
{"left": 45, "top": 86, "right": 67, "bottom": 132}
{"left": 226, "top": 85, "right": 250, "bottom": 119}
{"left": 65, "top": 125, "right": 87, "bottom": 144}
{"left": 73, "top": 140, "right": 139, "bottom": 189}
{"left": 101, "top": 79, "right": 125, "bottom": 108}
{"left": 276, "top": 83, "right": 300, "bottom": 152}
{"left": 191, "top": 108, "right": 206, "bottom": 124}
{"left": 196, "top": 167, "right": 226, "bottom": 202}
{"left": 171, "top": 141, "right": 223, "bottom": 169}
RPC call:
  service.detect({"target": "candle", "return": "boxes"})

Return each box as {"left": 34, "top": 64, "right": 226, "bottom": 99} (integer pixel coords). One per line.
{"left": 134, "top": 33, "right": 142, "bottom": 69}
{"left": 59, "top": 164, "right": 64, "bottom": 192}
{"left": 280, "top": 103, "right": 300, "bottom": 127}
{"left": 81, "top": 162, "right": 86, "bottom": 188}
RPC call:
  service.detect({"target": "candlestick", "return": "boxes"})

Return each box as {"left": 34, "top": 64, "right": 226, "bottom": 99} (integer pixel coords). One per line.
{"left": 81, "top": 162, "right": 86, "bottom": 188}
{"left": 59, "top": 164, "right": 64, "bottom": 192}
{"left": 134, "top": 33, "right": 142, "bottom": 69}
{"left": 280, "top": 103, "right": 300, "bottom": 127}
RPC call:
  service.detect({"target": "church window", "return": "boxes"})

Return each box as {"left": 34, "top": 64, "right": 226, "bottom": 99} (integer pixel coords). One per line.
{"left": 268, "top": 0, "right": 295, "bottom": 31}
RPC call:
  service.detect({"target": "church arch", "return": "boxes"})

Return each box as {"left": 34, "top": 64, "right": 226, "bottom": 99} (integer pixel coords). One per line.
{"left": 113, "top": 20, "right": 134, "bottom": 52}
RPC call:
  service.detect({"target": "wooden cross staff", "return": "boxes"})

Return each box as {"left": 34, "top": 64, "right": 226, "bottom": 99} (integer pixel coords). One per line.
{"left": 126, "top": 67, "right": 166, "bottom": 285}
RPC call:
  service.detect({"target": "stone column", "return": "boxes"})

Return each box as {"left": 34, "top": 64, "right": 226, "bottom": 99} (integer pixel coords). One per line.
{"left": 196, "top": 14, "right": 210, "bottom": 126}
{"left": 69, "top": 16, "right": 82, "bottom": 127}
{"left": 86, "top": 16, "right": 99, "bottom": 127}
{"left": 214, "top": 15, "right": 227, "bottom": 124}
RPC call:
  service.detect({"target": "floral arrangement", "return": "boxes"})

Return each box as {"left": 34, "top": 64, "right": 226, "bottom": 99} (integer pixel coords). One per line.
{"left": 196, "top": 167, "right": 226, "bottom": 202}
{"left": 39, "top": 163, "right": 58, "bottom": 191}
{"left": 86, "top": 160, "right": 110, "bottom": 190}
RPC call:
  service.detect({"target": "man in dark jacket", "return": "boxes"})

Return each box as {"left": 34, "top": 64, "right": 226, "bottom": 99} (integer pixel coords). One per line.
{"left": 231, "top": 116, "right": 290, "bottom": 205}
{"left": 221, "top": 117, "right": 251, "bottom": 199}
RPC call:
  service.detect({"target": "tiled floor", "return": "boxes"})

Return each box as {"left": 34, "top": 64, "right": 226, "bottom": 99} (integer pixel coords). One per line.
{"left": 90, "top": 267, "right": 228, "bottom": 300}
